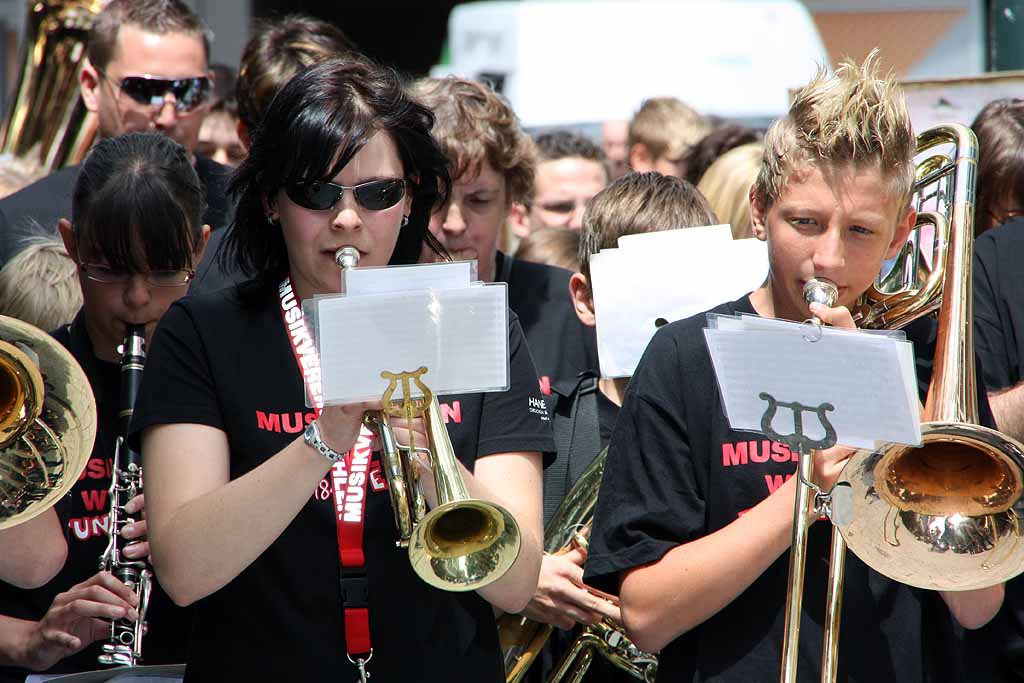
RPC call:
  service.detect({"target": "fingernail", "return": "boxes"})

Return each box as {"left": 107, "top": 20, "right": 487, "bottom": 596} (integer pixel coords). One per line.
{"left": 122, "top": 524, "right": 136, "bottom": 536}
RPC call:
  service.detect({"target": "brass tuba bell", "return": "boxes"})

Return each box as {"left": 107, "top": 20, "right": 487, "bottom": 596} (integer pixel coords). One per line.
{"left": 0, "top": 0, "right": 106, "bottom": 173}
{"left": 0, "top": 315, "right": 95, "bottom": 529}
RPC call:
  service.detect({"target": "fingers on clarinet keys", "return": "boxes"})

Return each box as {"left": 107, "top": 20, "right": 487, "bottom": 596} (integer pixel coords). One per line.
{"left": 63, "top": 573, "right": 140, "bottom": 621}
{"left": 121, "top": 541, "right": 150, "bottom": 560}
{"left": 123, "top": 493, "right": 145, "bottom": 515}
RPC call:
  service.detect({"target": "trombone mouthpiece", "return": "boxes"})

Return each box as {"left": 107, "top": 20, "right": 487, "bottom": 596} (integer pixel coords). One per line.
{"left": 335, "top": 247, "right": 360, "bottom": 270}
{"left": 803, "top": 278, "right": 839, "bottom": 309}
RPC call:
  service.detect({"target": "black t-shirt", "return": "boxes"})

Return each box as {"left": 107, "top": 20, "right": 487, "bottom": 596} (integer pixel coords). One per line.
{"left": 584, "top": 294, "right": 996, "bottom": 683}
{"left": 596, "top": 389, "right": 619, "bottom": 449}
{"left": 964, "top": 219, "right": 1024, "bottom": 682}
{"left": 496, "top": 251, "right": 598, "bottom": 396}
{"left": 546, "top": 373, "right": 621, "bottom": 523}
{"left": 973, "top": 217, "right": 1024, "bottom": 392}
{"left": 0, "top": 312, "right": 191, "bottom": 683}
{"left": 127, "top": 282, "right": 555, "bottom": 682}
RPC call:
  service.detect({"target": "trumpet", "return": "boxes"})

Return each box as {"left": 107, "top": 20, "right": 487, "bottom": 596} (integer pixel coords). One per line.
{"left": 97, "top": 325, "right": 152, "bottom": 666}
{"left": 335, "top": 247, "right": 522, "bottom": 592}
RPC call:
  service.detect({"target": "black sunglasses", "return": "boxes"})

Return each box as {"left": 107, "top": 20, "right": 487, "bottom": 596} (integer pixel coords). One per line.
{"left": 110, "top": 73, "right": 212, "bottom": 112}
{"left": 286, "top": 178, "right": 407, "bottom": 212}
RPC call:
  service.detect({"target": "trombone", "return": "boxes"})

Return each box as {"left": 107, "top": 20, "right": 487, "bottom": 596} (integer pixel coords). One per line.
{"left": 335, "top": 247, "right": 522, "bottom": 592}
{"left": 781, "top": 123, "right": 1024, "bottom": 682}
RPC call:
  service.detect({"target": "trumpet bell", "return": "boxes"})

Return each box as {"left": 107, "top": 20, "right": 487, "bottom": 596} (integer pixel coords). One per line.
{"left": 409, "top": 498, "right": 521, "bottom": 592}
{"left": 836, "top": 421, "right": 1024, "bottom": 591}
{"left": 0, "top": 316, "right": 95, "bottom": 529}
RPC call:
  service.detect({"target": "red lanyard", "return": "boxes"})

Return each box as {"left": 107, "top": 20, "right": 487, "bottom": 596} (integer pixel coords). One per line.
{"left": 279, "top": 277, "right": 374, "bottom": 673}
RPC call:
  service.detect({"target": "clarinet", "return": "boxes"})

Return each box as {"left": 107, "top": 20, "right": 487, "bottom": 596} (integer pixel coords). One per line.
{"left": 97, "top": 324, "right": 153, "bottom": 667}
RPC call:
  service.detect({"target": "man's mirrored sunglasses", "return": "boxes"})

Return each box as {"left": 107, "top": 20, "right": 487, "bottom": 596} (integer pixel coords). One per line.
{"left": 115, "top": 74, "right": 212, "bottom": 112}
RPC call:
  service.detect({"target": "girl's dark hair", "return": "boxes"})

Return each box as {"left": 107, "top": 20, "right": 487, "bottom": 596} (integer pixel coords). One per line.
{"left": 224, "top": 57, "right": 451, "bottom": 292}
{"left": 72, "top": 132, "right": 205, "bottom": 271}
{"left": 972, "top": 98, "right": 1024, "bottom": 235}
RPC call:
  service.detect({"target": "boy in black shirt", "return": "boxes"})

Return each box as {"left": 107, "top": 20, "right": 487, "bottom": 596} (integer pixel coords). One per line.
{"left": 584, "top": 54, "right": 1005, "bottom": 683}
{"left": 527, "top": 173, "right": 719, "bottom": 681}
{"left": 0, "top": 133, "right": 207, "bottom": 681}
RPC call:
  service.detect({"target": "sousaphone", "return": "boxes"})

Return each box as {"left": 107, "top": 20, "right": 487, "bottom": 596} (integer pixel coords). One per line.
{"left": 0, "top": 0, "right": 106, "bottom": 173}
{"left": 0, "top": 315, "right": 95, "bottom": 529}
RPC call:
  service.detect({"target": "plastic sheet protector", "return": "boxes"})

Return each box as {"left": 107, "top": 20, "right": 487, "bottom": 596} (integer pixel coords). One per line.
{"left": 307, "top": 260, "right": 509, "bottom": 405}
{"left": 704, "top": 314, "right": 921, "bottom": 449}
{"left": 343, "top": 259, "right": 478, "bottom": 296}
{"left": 589, "top": 225, "right": 768, "bottom": 378}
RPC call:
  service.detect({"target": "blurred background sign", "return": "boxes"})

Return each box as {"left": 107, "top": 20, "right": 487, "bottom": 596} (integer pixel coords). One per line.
{"left": 435, "top": 0, "right": 829, "bottom": 128}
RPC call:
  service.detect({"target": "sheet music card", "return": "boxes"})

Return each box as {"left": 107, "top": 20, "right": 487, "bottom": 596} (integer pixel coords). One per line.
{"left": 305, "top": 260, "right": 510, "bottom": 405}
{"left": 704, "top": 315, "right": 921, "bottom": 449}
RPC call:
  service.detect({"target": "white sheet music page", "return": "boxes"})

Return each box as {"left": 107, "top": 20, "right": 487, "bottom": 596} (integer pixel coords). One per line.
{"left": 589, "top": 227, "right": 767, "bottom": 378}
{"left": 317, "top": 285, "right": 509, "bottom": 403}
{"left": 307, "top": 260, "right": 509, "bottom": 405}
{"left": 704, "top": 316, "right": 921, "bottom": 449}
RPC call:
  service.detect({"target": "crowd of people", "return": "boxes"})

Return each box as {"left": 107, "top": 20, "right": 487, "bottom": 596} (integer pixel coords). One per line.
{"left": 2, "top": 1, "right": 1024, "bottom": 682}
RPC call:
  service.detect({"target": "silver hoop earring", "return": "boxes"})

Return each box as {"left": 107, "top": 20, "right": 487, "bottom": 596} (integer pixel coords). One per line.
{"left": 401, "top": 215, "right": 409, "bottom": 228}
{"left": 267, "top": 214, "right": 280, "bottom": 227}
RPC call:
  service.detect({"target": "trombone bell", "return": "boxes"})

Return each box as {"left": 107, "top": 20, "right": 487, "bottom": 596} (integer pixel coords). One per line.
{"left": 837, "top": 424, "right": 1024, "bottom": 591}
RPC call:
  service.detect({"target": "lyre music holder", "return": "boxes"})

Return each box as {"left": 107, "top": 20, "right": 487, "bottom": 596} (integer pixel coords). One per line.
{"left": 381, "top": 366, "right": 432, "bottom": 457}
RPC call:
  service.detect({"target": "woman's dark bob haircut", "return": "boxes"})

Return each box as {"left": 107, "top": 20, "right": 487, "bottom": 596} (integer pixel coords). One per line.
{"left": 224, "top": 57, "right": 451, "bottom": 290}
{"left": 72, "top": 131, "right": 205, "bottom": 271}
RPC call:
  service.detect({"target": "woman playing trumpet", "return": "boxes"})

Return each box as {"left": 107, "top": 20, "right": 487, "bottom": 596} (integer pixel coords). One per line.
{"left": 130, "top": 58, "right": 551, "bottom": 682}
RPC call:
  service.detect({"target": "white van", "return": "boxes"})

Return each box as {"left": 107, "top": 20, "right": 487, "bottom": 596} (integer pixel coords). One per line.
{"left": 435, "top": 0, "right": 830, "bottom": 129}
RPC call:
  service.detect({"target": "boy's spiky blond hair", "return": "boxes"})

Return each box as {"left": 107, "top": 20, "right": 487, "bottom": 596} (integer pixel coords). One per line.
{"left": 753, "top": 51, "right": 915, "bottom": 213}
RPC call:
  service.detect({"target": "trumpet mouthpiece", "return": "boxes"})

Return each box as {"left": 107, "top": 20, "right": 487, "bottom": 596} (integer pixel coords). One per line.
{"left": 803, "top": 278, "right": 839, "bottom": 308}
{"left": 335, "top": 247, "right": 360, "bottom": 270}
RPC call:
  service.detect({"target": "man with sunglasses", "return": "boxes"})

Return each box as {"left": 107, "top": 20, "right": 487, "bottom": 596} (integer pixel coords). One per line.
{"left": 0, "top": 0, "right": 232, "bottom": 272}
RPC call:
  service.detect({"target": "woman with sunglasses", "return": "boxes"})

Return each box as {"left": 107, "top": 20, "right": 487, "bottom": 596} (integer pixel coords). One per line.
{"left": 0, "top": 131, "right": 207, "bottom": 683}
{"left": 130, "top": 58, "right": 550, "bottom": 682}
